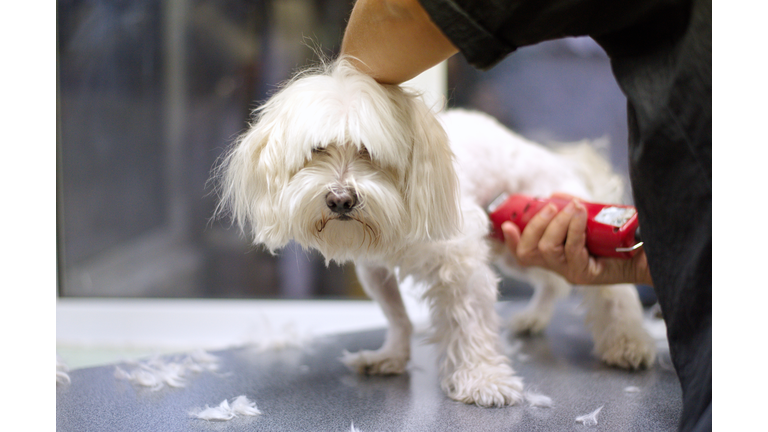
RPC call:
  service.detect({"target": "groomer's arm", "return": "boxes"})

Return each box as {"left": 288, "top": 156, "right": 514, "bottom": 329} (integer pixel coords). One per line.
{"left": 340, "top": 0, "right": 458, "bottom": 85}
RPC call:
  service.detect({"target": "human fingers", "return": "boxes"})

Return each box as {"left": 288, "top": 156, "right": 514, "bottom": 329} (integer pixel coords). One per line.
{"left": 560, "top": 201, "right": 601, "bottom": 283}
{"left": 563, "top": 201, "right": 591, "bottom": 266}
{"left": 555, "top": 201, "right": 643, "bottom": 285}
{"left": 538, "top": 200, "right": 578, "bottom": 269}
{"left": 516, "top": 203, "right": 559, "bottom": 266}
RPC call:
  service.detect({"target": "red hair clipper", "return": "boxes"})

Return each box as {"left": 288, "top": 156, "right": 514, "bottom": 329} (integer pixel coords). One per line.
{"left": 487, "top": 193, "right": 643, "bottom": 259}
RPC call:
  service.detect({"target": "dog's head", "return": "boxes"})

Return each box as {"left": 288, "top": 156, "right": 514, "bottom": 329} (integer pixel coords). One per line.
{"left": 215, "top": 58, "right": 460, "bottom": 262}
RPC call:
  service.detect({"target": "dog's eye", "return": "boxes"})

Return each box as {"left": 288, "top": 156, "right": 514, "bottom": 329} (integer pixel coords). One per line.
{"left": 312, "top": 147, "right": 327, "bottom": 155}
{"left": 358, "top": 147, "right": 370, "bottom": 159}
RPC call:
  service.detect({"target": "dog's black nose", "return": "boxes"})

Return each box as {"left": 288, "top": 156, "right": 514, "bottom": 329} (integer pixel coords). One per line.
{"left": 326, "top": 191, "right": 357, "bottom": 215}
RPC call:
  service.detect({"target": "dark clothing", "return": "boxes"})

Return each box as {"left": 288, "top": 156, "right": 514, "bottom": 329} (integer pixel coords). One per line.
{"left": 418, "top": 1, "right": 712, "bottom": 431}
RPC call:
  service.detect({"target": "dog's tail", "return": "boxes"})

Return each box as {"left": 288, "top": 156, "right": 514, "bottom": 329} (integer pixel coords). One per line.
{"left": 554, "top": 138, "right": 627, "bottom": 204}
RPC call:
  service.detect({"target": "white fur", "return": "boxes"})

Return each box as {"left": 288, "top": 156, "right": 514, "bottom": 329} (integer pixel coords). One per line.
{"left": 190, "top": 395, "right": 261, "bottom": 421}
{"left": 576, "top": 405, "right": 604, "bottom": 426}
{"left": 215, "top": 58, "right": 655, "bottom": 407}
{"left": 56, "top": 356, "right": 71, "bottom": 385}
{"left": 115, "top": 350, "right": 219, "bottom": 391}
{"left": 524, "top": 391, "right": 554, "bottom": 408}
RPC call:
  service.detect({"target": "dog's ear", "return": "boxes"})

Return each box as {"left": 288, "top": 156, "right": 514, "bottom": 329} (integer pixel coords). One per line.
{"left": 214, "top": 112, "right": 291, "bottom": 252}
{"left": 404, "top": 100, "right": 461, "bottom": 241}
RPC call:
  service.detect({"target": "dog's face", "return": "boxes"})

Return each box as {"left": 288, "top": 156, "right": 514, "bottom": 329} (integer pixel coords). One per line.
{"left": 216, "top": 59, "right": 460, "bottom": 262}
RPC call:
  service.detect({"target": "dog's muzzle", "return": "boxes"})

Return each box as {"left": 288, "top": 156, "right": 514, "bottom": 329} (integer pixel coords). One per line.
{"left": 326, "top": 190, "right": 357, "bottom": 217}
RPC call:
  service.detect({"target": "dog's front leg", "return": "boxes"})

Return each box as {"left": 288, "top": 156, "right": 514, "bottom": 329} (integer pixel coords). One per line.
{"left": 426, "top": 263, "right": 524, "bottom": 407}
{"left": 340, "top": 263, "right": 412, "bottom": 375}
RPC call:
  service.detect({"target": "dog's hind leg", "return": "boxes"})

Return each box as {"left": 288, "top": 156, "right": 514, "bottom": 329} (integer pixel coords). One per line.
{"left": 425, "top": 262, "right": 524, "bottom": 407}
{"left": 340, "top": 263, "right": 412, "bottom": 375}
{"left": 508, "top": 268, "right": 572, "bottom": 334}
{"left": 580, "top": 283, "right": 656, "bottom": 369}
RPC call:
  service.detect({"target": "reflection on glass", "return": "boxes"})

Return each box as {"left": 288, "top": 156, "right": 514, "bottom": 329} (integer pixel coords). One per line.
{"left": 57, "top": 0, "right": 358, "bottom": 298}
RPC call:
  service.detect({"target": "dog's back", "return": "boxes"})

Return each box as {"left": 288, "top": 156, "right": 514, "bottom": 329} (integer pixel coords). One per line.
{"left": 438, "top": 109, "right": 624, "bottom": 208}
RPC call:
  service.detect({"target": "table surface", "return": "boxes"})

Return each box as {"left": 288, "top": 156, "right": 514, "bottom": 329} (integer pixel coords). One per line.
{"left": 56, "top": 299, "right": 681, "bottom": 432}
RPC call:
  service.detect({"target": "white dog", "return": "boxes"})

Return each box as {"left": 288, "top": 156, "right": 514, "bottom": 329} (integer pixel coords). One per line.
{"left": 215, "top": 58, "right": 655, "bottom": 407}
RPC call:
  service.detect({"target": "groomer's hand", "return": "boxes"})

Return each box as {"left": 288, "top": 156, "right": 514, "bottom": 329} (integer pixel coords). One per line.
{"left": 501, "top": 194, "right": 653, "bottom": 286}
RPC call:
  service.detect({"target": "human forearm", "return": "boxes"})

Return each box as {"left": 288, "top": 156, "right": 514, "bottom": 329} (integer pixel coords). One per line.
{"left": 340, "top": 0, "right": 458, "bottom": 84}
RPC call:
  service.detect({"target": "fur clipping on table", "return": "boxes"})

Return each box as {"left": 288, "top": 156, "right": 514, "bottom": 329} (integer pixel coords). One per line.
{"left": 56, "top": 356, "right": 71, "bottom": 385}
{"left": 190, "top": 395, "right": 261, "bottom": 421}
{"left": 576, "top": 405, "right": 604, "bottom": 426}
{"left": 114, "top": 349, "right": 219, "bottom": 391}
{"left": 524, "top": 391, "right": 553, "bottom": 408}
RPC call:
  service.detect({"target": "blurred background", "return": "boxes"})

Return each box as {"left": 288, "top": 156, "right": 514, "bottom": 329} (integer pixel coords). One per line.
{"left": 57, "top": 0, "right": 637, "bottom": 301}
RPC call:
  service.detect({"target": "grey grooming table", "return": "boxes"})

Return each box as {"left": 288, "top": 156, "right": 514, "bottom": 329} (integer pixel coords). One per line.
{"left": 56, "top": 299, "right": 681, "bottom": 431}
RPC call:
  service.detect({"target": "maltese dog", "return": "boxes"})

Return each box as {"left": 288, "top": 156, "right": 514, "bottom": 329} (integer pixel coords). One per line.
{"left": 215, "top": 58, "right": 655, "bottom": 407}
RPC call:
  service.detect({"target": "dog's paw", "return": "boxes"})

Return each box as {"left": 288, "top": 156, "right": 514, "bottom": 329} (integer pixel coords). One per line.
{"left": 509, "top": 309, "right": 551, "bottom": 335}
{"left": 442, "top": 363, "right": 525, "bottom": 407}
{"left": 340, "top": 349, "right": 408, "bottom": 375}
{"left": 594, "top": 325, "right": 656, "bottom": 370}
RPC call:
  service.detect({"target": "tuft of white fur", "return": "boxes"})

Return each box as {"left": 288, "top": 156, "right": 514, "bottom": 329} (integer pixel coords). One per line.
{"left": 56, "top": 356, "right": 71, "bottom": 385}
{"left": 524, "top": 391, "right": 554, "bottom": 408}
{"left": 115, "top": 350, "right": 219, "bottom": 391}
{"left": 190, "top": 395, "right": 261, "bottom": 421}
{"left": 184, "top": 349, "right": 221, "bottom": 371}
{"left": 349, "top": 422, "right": 363, "bottom": 432}
{"left": 576, "top": 405, "right": 604, "bottom": 426}
{"left": 214, "top": 57, "right": 655, "bottom": 407}
{"left": 624, "top": 386, "right": 641, "bottom": 393}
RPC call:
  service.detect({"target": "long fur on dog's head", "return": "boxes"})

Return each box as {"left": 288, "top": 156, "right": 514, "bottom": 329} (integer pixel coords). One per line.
{"left": 214, "top": 58, "right": 460, "bottom": 262}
